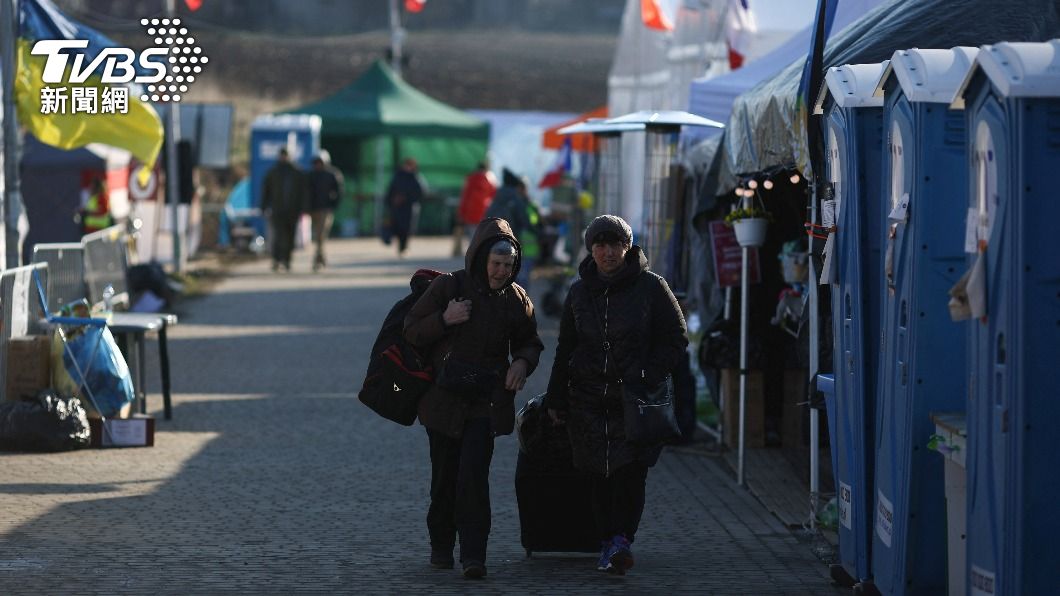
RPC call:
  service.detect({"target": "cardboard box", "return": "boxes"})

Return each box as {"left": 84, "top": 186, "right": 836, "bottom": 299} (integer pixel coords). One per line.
{"left": 89, "top": 414, "right": 155, "bottom": 448}
{"left": 5, "top": 335, "right": 52, "bottom": 401}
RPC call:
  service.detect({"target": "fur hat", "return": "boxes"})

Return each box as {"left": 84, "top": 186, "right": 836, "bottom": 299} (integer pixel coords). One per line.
{"left": 584, "top": 215, "right": 633, "bottom": 251}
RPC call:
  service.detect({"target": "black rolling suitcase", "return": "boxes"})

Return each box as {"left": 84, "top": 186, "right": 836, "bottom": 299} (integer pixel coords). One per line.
{"left": 514, "top": 396, "right": 599, "bottom": 557}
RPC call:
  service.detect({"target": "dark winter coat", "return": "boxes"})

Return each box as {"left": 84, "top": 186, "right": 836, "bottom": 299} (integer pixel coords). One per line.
{"left": 262, "top": 161, "right": 308, "bottom": 218}
{"left": 308, "top": 166, "right": 344, "bottom": 211}
{"left": 385, "top": 169, "right": 424, "bottom": 233}
{"left": 543, "top": 246, "right": 688, "bottom": 476}
{"left": 404, "top": 218, "right": 544, "bottom": 438}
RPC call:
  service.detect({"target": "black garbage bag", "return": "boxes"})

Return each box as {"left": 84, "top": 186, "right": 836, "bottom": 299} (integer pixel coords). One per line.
{"left": 515, "top": 394, "right": 574, "bottom": 468}
{"left": 0, "top": 391, "right": 91, "bottom": 452}
{"left": 127, "top": 262, "right": 176, "bottom": 306}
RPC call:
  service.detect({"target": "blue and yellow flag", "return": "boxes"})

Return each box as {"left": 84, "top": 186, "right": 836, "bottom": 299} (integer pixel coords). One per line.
{"left": 16, "top": 0, "right": 163, "bottom": 168}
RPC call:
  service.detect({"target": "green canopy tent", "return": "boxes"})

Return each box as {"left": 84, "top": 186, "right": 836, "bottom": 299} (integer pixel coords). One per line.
{"left": 286, "top": 59, "right": 489, "bottom": 236}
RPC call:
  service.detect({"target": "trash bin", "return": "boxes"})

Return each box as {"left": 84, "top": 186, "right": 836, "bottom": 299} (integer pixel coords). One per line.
{"left": 951, "top": 40, "right": 1060, "bottom": 596}
{"left": 871, "top": 47, "right": 976, "bottom": 596}
{"left": 929, "top": 413, "right": 966, "bottom": 596}
{"left": 814, "top": 60, "right": 889, "bottom": 589}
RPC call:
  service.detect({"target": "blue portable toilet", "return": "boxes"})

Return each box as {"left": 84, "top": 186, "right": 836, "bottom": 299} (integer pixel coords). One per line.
{"left": 870, "top": 47, "right": 977, "bottom": 596}
{"left": 813, "top": 60, "right": 889, "bottom": 590}
{"left": 249, "top": 114, "right": 322, "bottom": 235}
{"left": 950, "top": 40, "right": 1060, "bottom": 596}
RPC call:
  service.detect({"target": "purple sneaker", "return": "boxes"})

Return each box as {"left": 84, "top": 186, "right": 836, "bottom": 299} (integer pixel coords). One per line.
{"left": 596, "top": 541, "right": 612, "bottom": 572}
{"left": 606, "top": 535, "right": 634, "bottom": 575}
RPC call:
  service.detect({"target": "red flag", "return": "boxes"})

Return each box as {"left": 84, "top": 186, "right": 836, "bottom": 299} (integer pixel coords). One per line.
{"left": 183, "top": 0, "right": 202, "bottom": 11}
{"left": 539, "top": 139, "right": 572, "bottom": 189}
{"left": 640, "top": 0, "right": 673, "bottom": 32}
{"left": 405, "top": 0, "right": 426, "bottom": 13}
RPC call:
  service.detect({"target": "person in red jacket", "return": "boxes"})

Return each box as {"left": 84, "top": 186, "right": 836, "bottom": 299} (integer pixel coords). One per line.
{"left": 455, "top": 161, "right": 497, "bottom": 254}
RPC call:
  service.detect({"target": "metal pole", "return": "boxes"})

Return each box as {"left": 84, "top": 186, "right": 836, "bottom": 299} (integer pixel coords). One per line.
{"left": 738, "top": 240, "right": 749, "bottom": 486}
{"left": 1, "top": 0, "right": 25, "bottom": 268}
{"left": 165, "top": 0, "right": 181, "bottom": 272}
{"left": 388, "top": 0, "right": 403, "bottom": 77}
{"left": 808, "top": 183, "right": 820, "bottom": 527}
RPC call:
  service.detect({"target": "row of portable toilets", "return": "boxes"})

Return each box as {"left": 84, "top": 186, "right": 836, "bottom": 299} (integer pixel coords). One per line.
{"left": 814, "top": 40, "right": 1060, "bottom": 596}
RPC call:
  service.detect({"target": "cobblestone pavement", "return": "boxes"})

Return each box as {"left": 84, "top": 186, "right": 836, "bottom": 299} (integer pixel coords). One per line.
{"left": 0, "top": 237, "right": 842, "bottom": 595}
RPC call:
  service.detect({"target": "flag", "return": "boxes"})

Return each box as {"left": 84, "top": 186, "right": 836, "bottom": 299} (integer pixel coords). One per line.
{"left": 16, "top": 0, "right": 164, "bottom": 169}
{"left": 538, "top": 138, "right": 572, "bottom": 189}
{"left": 640, "top": 0, "right": 673, "bottom": 32}
{"left": 184, "top": 0, "right": 203, "bottom": 11}
{"left": 725, "top": 0, "right": 757, "bottom": 70}
{"left": 405, "top": 0, "right": 426, "bottom": 13}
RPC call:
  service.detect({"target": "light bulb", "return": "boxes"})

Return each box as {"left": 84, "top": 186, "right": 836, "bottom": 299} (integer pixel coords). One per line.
{"left": 790, "top": 173, "right": 801, "bottom": 184}
{"left": 763, "top": 179, "right": 774, "bottom": 190}
{"left": 748, "top": 179, "right": 758, "bottom": 189}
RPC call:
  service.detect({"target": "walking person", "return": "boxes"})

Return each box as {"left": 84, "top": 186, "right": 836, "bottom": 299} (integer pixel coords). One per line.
{"left": 404, "top": 217, "right": 544, "bottom": 579}
{"left": 384, "top": 157, "right": 425, "bottom": 258}
{"left": 307, "top": 151, "right": 344, "bottom": 271}
{"left": 455, "top": 160, "right": 497, "bottom": 255}
{"left": 542, "top": 214, "right": 688, "bottom": 575}
{"left": 262, "top": 148, "right": 308, "bottom": 271}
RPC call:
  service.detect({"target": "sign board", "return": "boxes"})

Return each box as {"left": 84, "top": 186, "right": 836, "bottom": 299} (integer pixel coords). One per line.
{"left": 708, "top": 221, "right": 761, "bottom": 288}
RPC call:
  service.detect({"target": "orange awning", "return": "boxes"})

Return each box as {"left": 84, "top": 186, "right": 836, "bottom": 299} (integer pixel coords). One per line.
{"left": 542, "top": 105, "right": 608, "bottom": 153}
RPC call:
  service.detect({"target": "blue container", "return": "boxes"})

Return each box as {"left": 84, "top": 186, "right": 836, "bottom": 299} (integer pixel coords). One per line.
{"left": 954, "top": 41, "right": 1060, "bottom": 596}
{"left": 814, "top": 61, "right": 888, "bottom": 588}
{"left": 871, "top": 48, "right": 976, "bottom": 596}
{"left": 248, "top": 114, "right": 322, "bottom": 235}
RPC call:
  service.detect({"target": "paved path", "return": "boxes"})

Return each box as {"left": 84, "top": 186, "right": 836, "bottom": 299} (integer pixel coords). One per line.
{"left": 0, "top": 237, "right": 841, "bottom": 595}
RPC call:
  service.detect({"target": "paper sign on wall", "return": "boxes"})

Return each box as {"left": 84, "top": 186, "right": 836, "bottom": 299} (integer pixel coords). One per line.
{"left": 876, "top": 490, "right": 894, "bottom": 548}
{"left": 839, "top": 481, "right": 852, "bottom": 530}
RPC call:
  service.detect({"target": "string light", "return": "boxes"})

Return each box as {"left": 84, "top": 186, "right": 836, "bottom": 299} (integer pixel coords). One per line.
{"left": 763, "top": 179, "right": 774, "bottom": 190}
{"left": 790, "top": 173, "right": 801, "bottom": 184}
{"left": 747, "top": 179, "right": 758, "bottom": 190}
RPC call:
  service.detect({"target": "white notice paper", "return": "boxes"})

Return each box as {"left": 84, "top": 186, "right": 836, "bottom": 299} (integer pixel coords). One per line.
{"left": 964, "top": 207, "right": 979, "bottom": 254}
{"left": 888, "top": 193, "right": 910, "bottom": 225}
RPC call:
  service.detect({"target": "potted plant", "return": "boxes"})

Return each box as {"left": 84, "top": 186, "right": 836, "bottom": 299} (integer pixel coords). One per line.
{"left": 725, "top": 206, "right": 772, "bottom": 247}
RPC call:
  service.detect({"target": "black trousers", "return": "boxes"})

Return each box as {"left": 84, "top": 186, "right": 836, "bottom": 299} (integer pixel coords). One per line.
{"left": 590, "top": 461, "right": 649, "bottom": 543}
{"left": 271, "top": 214, "right": 298, "bottom": 265}
{"left": 426, "top": 417, "right": 494, "bottom": 563}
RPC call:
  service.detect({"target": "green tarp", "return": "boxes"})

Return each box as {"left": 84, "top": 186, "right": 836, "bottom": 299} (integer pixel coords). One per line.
{"left": 286, "top": 60, "right": 489, "bottom": 234}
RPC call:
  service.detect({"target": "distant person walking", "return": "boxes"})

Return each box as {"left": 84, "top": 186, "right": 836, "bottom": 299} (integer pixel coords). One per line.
{"left": 456, "top": 161, "right": 497, "bottom": 254}
{"left": 403, "top": 218, "right": 544, "bottom": 580}
{"left": 308, "top": 151, "right": 344, "bottom": 271}
{"left": 79, "top": 177, "right": 113, "bottom": 234}
{"left": 485, "top": 170, "right": 539, "bottom": 288}
{"left": 384, "top": 157, "right": 425, "bottom": 258}
{"left": 262, "top": 148, "right": 308, "bottom": 272}
{"left": 543, "top": 214, "right": 688, "bottom": 576}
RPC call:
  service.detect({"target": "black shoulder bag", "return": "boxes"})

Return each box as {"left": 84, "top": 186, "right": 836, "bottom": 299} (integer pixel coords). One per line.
{"left": 589, "top": 287, "right": 681, "bottom": 446}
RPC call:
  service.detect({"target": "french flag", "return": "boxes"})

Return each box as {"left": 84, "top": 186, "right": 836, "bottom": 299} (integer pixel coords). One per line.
{"left": 538, "top": 138, "right": 572, "bottom": 189}
{"left": 726, "top": 0, "right": 757, "bottom": 69}
{"left": 405, "top": 0, "right": 426, "bottom": 13}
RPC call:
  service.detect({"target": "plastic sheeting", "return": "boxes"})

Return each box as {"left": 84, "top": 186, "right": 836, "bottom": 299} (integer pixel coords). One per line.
{"left": 715, "top": 0, "right": 1060, "bottom": 196}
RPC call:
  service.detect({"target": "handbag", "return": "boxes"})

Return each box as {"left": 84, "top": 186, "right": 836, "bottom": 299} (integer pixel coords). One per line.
{"left": 622, "top": 374, "right": 681, "bottom": 446}
{"left": 435, "top": 351, "right": 499, "bottom": 397}
{"left": 358, "top": 342, "right": 433, "bottom": 426}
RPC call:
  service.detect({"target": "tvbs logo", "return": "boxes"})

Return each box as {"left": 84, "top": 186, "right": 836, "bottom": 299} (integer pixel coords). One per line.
{"left": 32, "top": 17, "right": 207, "bottom": 110}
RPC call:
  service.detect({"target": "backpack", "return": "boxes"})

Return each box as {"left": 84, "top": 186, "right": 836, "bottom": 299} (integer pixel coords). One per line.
{"left": 358, "top": 269, "right": 443, "bottom": 425}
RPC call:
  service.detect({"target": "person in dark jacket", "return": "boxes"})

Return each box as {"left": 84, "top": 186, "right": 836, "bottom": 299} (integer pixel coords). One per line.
{"left": 307, "top": 151, "right": 344, "bottom": 271}
{"left": 404, "top": 217, "right": 544, "bottom": 579}
{"left": 384, "top": 157, "right": 425, "bottom": 258}
{"left": 262, "top": 148, "right": 308, "bottom": 271}
{"left": 543, "top": 214, "right": 688, "bottom": 576}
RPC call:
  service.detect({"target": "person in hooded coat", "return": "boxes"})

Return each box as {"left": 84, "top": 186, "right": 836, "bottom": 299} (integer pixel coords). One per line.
{"left": 404, "top": 217, "right": 544, "bottom": 579}
{"left": 543, "top": 214, "right": 687, "bottom": 576}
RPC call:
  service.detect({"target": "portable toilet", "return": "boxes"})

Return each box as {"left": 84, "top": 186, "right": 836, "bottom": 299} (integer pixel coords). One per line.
{"left": 870, "top": 47, "right": 977, "bottom": 596}
{"left": 249, "top": 114, "right": 322, "bottom": 236}
{"left": 950, "top": 39, "right": 1060, "bottom": 596}
{"left": 812, "top": 60, "right": 889, "bottom": 590}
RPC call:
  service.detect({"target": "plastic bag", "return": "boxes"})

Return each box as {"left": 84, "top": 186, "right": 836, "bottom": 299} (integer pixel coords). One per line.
{"left": 51, "top": 325, "right": 134, "bottom": 418}
{"left": 0, "top": 391, "right": 90, "bottom": 452}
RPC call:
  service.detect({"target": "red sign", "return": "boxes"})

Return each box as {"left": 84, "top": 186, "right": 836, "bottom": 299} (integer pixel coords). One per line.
{"left": 708, "top": 220, "right": 761, "bottom": 288}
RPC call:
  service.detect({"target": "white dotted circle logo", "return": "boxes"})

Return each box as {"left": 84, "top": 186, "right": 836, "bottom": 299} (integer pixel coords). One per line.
{"left": 138, "top": 17, "right": 207, "bottom": 103}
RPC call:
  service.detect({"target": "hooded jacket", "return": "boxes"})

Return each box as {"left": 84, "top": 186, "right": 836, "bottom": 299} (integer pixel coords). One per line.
{"left": 543, "top": 246, "right": 687, "bottom": 476}
{"left": 404, "top": 218, "right": 544, "bottom": 438}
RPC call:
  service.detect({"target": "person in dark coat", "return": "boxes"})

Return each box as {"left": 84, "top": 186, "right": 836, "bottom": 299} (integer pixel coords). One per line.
{"left": 262, "top": 148, "right": 308, "bottom": 271}
{"left": 307, "top": 151, "right": 344, "bottom": 271}
{"left": 404, "top": 217, "right": 544, "bottom": 579}
{"left": 384, "top": 157, "right": 425, "bottom": 257}
{"left": 543, "top": 214, "right": 688, "bottom": 575}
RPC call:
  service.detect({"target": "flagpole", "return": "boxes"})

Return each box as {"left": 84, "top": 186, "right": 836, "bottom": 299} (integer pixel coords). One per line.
{"left": 165, "top": 0, "right": 181, "bottom": 272}
{"left": 1, "top": 0, "right": 25, "bottom": 268}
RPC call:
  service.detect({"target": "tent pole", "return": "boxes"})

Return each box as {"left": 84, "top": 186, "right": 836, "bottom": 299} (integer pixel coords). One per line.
{"left": 375, "top": 137, "right": 385, "bottom": 236}
{"left": 388, "top": 0, "right": 403, "bottom": 77}
{"left": 1, "top": 0, "right": 25, "bottom": 268}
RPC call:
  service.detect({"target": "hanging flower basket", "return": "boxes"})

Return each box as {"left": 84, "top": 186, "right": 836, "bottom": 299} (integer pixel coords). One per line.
{"left": 733, "top": 218, "right": 769, "bottom": 247}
